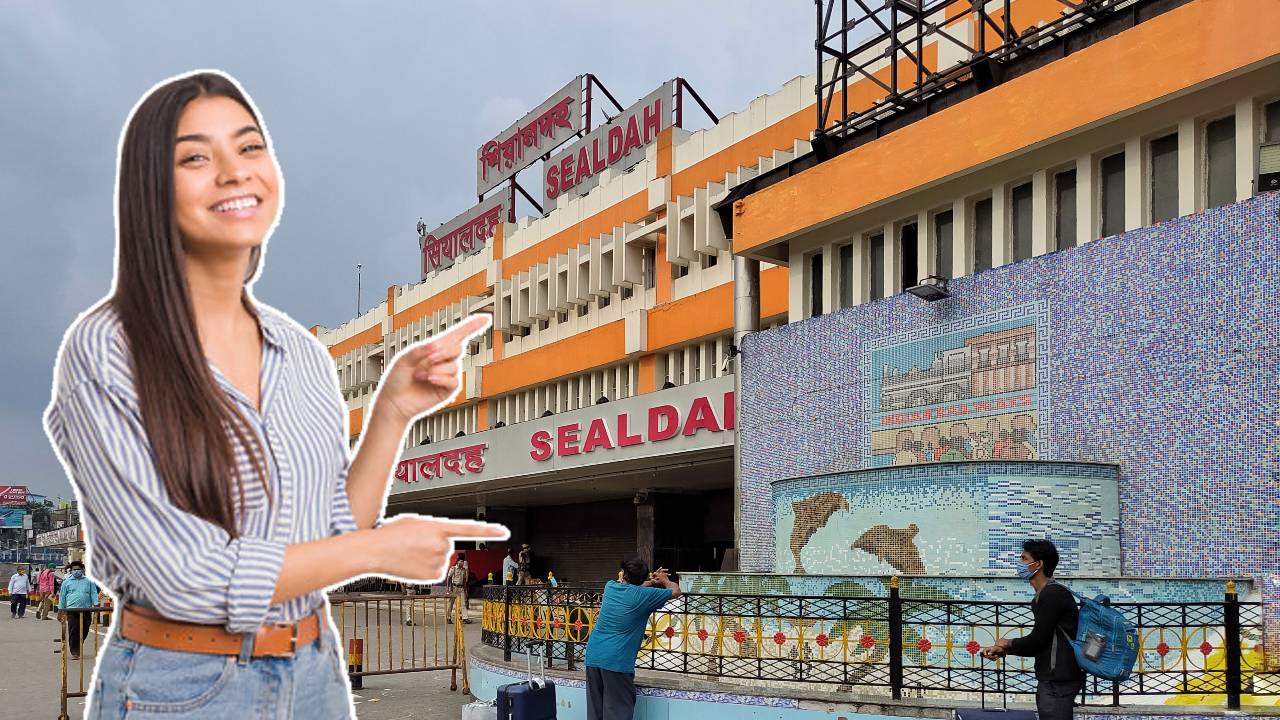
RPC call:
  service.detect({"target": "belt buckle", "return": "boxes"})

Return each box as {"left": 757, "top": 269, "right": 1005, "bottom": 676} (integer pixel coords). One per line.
{"left": 289, "top": 622, "right": 298, "bottom": 655}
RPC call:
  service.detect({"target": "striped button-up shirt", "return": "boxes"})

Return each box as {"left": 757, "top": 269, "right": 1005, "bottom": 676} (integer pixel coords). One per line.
{"left": 43, "top": 299, "right": 360, "bottom": 633}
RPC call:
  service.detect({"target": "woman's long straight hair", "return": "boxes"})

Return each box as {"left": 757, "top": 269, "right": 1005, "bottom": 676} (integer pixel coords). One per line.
{"left": 111, "top": 71, "right": 271, "bottom": 537}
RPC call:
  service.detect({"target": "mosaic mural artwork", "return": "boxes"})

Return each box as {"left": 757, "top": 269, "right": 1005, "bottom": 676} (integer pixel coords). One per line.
{"left": 866, "top": 306, "right": 1049, "bottom": 467}
{"left": 736, "top": 194, "right": 1280, "bottom": 666}
{"left": 772, "top": 461, "right": 1120, "bottom": 576}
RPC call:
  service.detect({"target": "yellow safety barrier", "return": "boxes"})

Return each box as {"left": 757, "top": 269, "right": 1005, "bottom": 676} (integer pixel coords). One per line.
{"left": 58, "top": 606, "right": 113, "bottom": 720}
{"left": 329, "top": 592, "right": 468, "bottom": 693}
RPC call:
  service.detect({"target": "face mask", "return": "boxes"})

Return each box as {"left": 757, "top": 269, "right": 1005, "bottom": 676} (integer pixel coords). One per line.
{"left": 71, "top": 570, "right": 84, "bottom": 579}
{"left": 1016, "top": 560, "right": 1039, "bottom": 581}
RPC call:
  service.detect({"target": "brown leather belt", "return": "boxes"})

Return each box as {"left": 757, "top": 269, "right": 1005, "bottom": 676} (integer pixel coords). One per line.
{"left": 119, "top": 604, "right": 321, "bottom": 658}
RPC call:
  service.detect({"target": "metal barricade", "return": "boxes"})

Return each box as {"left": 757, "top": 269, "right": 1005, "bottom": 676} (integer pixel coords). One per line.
{"left": 58, "top": 606, "right": 113, "bottom": 720}
{"left": 328, "top": 591, "right": 468, "bottom": 693}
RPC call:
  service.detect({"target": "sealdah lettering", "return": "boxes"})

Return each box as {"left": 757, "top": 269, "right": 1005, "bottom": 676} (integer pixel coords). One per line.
{"left": 529, "top": 391, "right": 734, "bottom": 461}
{"left": 544, "top": 98, "right": 663, "bottom": 200}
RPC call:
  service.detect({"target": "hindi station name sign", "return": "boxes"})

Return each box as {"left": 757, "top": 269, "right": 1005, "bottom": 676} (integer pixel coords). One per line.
{"left": 419, "top": 189, "right": 511, "bottom": 279}
{"left": 476, "top": 76, "right": 583, "bottom": 196}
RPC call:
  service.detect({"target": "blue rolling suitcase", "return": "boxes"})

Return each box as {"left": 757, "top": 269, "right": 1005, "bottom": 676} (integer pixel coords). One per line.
{"left": 496, "top": 649, "right": 556, "bottom": 720}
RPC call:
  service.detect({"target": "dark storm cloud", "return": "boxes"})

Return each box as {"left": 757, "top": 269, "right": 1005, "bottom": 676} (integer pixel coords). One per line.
{"left": 0, "top": 0, "right": 811, "bottom": 497}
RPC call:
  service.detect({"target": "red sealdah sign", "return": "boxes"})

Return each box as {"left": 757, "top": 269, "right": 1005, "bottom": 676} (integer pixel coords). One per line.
{"left": 543, "top": 82, "right": 673, "bottom": 207}
{"left": 530, "top": 390, "right": 734, "bottom": 461}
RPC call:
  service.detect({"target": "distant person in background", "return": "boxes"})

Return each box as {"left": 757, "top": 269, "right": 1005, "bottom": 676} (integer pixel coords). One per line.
{"left": 502, "top": 547, "right": 519, "bottom": 585}
{"left": 446, "top": 552, "right": 471, "bottom": 622}
{"left": 517, "top": 543, "right": 533, "bottom": 585}
{"left": 58, "top": 560, "right": 99, "bottom": 660}
{"left": 35, "top": 563, "right": 59, "bottom": 619}
{"left": 8, "top": 566, "right": 31, "bottom": 618}
{"left": 584, "top": 558, "right": 682, "bottom": 720}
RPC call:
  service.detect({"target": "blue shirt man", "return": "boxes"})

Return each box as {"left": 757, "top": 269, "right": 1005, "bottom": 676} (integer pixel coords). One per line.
{"left": 583, "top": 559, "right": 681, "bottom": 720}
{"left": 58, "top": 570, "right": 98, "bottom": 610}
{"left": 57, "top": 561, "right": 99, "bottom": 659}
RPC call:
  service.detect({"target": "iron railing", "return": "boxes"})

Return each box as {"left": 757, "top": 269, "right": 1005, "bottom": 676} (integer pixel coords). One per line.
{"left": 481, "top": 580, "right": 1273, "bottom": 710}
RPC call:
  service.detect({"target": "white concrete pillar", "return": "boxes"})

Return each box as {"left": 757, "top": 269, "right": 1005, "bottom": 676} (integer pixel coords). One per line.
{"left": 1075, "top": 154, "right": 1095, "bottom": 245}
{"left": 1177, "top": 118, "right": 1199, "bottom": 216}
{"left": 1237, "top": 96, "right": 1258, "bottom": 201}
{"left": 787, "top": 246, "right": 805, "bottom": 323}
{"left": 822, "top": 243, "right": 838, "bottom": 316}
{"left": 852, "top": 233, "right": 867, "bottom": 304}
{"left": 1124, "top": 137, "right": 1143, "bottom": 231}
{"left": 990, "top": 186, "right": 1008, "bottom": 268}
{"left": 883, "top": 222, "right": 898, "bottom": 295}
{"left": 917, "top": 210, "right": 934, "bottom": 279}
{"left": 1032, "top": 170, "right": 1050, "bottom": 256}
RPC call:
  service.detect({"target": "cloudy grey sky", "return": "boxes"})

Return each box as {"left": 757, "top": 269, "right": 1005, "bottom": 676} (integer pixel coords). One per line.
{"left": 1, "top": 2, "right": 813, "bottom": 499}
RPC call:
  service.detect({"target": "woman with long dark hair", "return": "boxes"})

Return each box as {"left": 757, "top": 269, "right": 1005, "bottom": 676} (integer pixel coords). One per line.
{"left": 42, "top": 69, "right": 506, "bottom": 717}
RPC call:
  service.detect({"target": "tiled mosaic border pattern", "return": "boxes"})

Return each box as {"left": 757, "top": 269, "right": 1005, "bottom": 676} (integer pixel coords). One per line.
{"left": 470, "top": 654, "right": 802, "bottom": 708}
{"left": 738, "top": 195, "right": 1280, "bottom": 642}
{"left": 681, "top": 573, "right": 1255, "bottom": 605}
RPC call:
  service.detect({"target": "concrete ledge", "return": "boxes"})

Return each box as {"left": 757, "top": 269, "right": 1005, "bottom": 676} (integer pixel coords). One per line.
{"left": 469, "top": 644, "right": 1278, "bottom": 719}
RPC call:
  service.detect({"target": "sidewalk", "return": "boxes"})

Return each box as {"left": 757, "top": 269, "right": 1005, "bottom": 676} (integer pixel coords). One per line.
{"left": 0, "top": 605, "right": 486, "bottom": 720}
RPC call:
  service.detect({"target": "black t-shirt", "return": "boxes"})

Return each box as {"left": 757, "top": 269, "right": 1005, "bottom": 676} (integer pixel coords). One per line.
{"left": 1006, "top": 581, "right": 1084, "bottom": 682}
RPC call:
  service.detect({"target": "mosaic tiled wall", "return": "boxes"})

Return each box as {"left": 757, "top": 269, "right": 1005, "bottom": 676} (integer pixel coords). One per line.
{"left": 773, "top": 461, "right": 1119, "bottom": 576}
{"left": 738, "top": 194, "right": 1280, "bottom": 657}
{"left": 681, "top": 573, "right": 1256, "bottom": 606}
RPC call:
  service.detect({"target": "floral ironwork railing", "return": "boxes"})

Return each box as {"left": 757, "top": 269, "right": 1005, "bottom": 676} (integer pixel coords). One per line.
{"left": 481, "top": 580, "right": 1273, "bottom": 709}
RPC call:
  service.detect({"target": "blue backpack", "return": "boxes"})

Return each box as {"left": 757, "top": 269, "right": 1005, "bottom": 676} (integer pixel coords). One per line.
{"left": 1061, "top": 590, "right": 1139, "bottom": 682}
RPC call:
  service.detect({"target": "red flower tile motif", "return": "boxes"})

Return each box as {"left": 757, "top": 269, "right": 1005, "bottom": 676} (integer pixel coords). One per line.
{"left": 859, "top": 634, "right": 876, "bottom": 649}
{"left": 1199, "top": 641, "right": 1214, "bottom": 657}
{"left": 733, "top": 629, "right": 747, "bottom": 644}
{"left": 696, "top": 628, "right": 709, "bottom": 642}
{"left": 816, "top": 633, "right": 830, "bottom": 648}
{"left": 917, "top": 638, "right": 932, "bottom": 653}
{"left": 773, "top": 632, "right": 787, "bottom": 646}
{"left": 966, "top": 640, "right": 982, "bottom": 656}
{"left": 573, "top": 619, "right": 584, "bottom": 632}
{"left": 664, "top": 626, "right": 676, "bottom": 639}
{"left": 1155, "top": 642, "right": 1170, "bottom": 657}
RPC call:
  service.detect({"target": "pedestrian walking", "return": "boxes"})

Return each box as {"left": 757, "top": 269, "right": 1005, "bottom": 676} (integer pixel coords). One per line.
{"left": 42, "top": 70, "right": 507, "bottom": 719}
{"left": 57, "top": 560, "right": 99, "bottom": 659}
{"left": 35, "top": 563, "right": 58, "bottom": 620}
{"left": 982, "top": 539, "right": 1085, "bottom": 719}
{"left": 8, "top": 566, "right": 30, "bottom": 619}
{"left": 583, "top": 557, "right": 682, "bottom": 720}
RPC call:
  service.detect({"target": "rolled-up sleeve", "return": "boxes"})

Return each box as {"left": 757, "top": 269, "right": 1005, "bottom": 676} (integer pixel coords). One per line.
{"left": 329, "top": 454, "right": 360, "bottom": 536}
{"left": 53, "top": 378, "right": 285, "bottom": 633}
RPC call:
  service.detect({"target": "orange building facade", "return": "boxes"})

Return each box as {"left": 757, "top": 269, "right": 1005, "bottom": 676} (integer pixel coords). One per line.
{"left": 315, "top": 0, "right": 1280, "bottom": 584}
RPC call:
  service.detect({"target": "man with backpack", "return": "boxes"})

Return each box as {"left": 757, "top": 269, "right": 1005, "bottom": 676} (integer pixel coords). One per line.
{"left": 982, "top": 540, "right": 1085, "bottom": 719}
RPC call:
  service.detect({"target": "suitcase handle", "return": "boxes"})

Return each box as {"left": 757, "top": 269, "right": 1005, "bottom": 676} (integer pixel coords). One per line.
{"left": 525, "top": 648, "right": 547, "bottom": 690}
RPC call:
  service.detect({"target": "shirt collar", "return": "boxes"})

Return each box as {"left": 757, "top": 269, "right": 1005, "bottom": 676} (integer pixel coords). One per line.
{"left": 243, "top": 296, "right": 286, "bottom": 350}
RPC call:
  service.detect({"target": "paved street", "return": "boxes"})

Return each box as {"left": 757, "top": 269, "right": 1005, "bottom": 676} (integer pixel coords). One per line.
{"left": 0, "top": 605, "right": 485, "bottom": 720}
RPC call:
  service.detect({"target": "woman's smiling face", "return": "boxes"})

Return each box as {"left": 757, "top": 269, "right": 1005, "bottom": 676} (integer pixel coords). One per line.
{"left": 172, "top": 95, "right": 279, "bottom": 256}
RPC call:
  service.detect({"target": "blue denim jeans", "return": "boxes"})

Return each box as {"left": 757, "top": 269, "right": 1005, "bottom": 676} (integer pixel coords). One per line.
{"left": 88, "top": 616, "right": 353, "bottom": 719}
